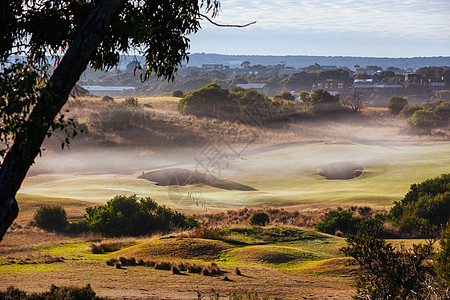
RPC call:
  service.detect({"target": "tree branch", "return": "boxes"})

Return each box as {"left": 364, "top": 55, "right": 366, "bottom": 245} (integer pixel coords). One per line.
{"left": 199, "top": 13, "right": 256, "bottom": 28}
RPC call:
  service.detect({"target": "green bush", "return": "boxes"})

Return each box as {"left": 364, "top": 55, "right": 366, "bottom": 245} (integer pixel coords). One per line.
{"left": 434, "top": 226, "right": 450, "bottom": 287}
{"left": 388, "top": 96, "right": 408, "bottom": 115}
{"left": 248, "top": 211, "right": 270, "bottom": 226}
{"left": 172, "top": 89, "right": 184, "bottom": 97}
{"left": 341, "top": 218, "right": 435, "bottom": 299}
{"left": 399, "top": 104, "right": 421, "bottom": 118}
{"left": 406, "top": 109, "right": 442, "bottom": 135}
{"left": 71, "top": 195, "right": 198, "bottom": 237}
{"left": 177, "top": 83, "right": 295, "bottom": 123}
{"left": 390, "top": 174, "right": 450, "bottom": 236}
{"left": 315, "top": 210, "right": 361, "bottom": 235}
{"left": 33, "top": 205, "right": 68, "bottom": 232}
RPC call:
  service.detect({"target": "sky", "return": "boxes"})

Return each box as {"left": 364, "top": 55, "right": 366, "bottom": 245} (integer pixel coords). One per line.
{"left": 188, "top": 0, "right": 450, "bottom": 57}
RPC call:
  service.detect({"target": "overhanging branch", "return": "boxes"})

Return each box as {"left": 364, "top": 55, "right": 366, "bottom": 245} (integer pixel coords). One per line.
{"left": 199, "top": 14, "right": 256, "bottom": 28}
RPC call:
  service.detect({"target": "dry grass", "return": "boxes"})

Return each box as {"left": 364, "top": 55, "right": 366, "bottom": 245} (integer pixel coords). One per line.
{"left": 192, "top": 205, "right": 388, "bottom": 229}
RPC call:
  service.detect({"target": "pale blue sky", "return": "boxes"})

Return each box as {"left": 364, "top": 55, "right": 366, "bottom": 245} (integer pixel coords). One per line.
{"left": 188, "top": 0, "right": 450, "bottom": 57}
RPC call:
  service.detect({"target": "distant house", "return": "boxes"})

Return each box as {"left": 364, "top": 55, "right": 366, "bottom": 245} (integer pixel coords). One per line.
{"left": 312, "top": 79, "right": 345, "bottom": 96}
{"left": 201, "top": 64, "right": 224, "bottom": 71}
{"left": 81, "top": 85, "right": 135, "bottom": 97}
{"left": 236, "top": 83, "right": 269, "bottom": 94}
{"left": 319, "top": 65, "right": 338, "bottom": 71}
{"left": 353, "top": 79, "right": 401, "bottom": 95}
{"left": 405, "top": 73, "right": 423, "bottom": 83}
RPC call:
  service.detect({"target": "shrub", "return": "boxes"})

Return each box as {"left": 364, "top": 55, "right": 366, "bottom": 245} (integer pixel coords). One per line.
{"left": 399, "top": 104, "right": 421, "bottom": 118}
{"left": 33, "top": 205, "right": 68, "bottom": 232}
{"left": 304, "top": 89, "right": 346, "bottom": 115}
{"left": 341, "top": 218, "right": 435, "bottom": 299}
{"left": 390, "top": 174, "right": 450, "bottom": 236}
{"left": 248, "top": 211, "right": 270, "bottom": 226}
{"left": 406, "top": 109, "right": 442, "bottom": 135}
{"left": 315, "top": 210, "right": 360, "bottom": 236}
{"left": 388, "top": 96, "right": 408, "bottom": 115}
{"left": 434, "top": 226, "right": 450, "bottom": 287}
{"left": 172, "top": 89, "right": 184, "bottom": 97}
{"left": 0, "top": 284, "right": 106, "bottom": 299}
{"left": 101, "top": 95, "right": 114, "bottom": 102}
{"left": 122, "top": 97, "right": 139, "bottom": 107}
{"left": 71, "top": 195, "right": 198, "bottom": 237}
{"left": 177, "top": 83, "right": 294, "bottom": 123}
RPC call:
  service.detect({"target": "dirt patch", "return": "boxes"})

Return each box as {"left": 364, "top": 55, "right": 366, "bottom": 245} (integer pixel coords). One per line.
{"left": 318, "top": 162, "right": 364, "bottom": 180}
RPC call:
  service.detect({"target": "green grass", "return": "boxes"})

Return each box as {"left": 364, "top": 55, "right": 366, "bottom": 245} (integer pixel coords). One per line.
{"left": 220, "top": 226, "right": 326, "bottom": 245}
{"left": 19, "top": 142, "right": 450, "bottom": 208}
{"left": 0, "top": 261, "right": 68, "bottom": 273}
{"left": 113, "top": 237, "right": 233, "bottom": 261}
{"left": 37, "top": 242, "right": 111, "bottom": 261}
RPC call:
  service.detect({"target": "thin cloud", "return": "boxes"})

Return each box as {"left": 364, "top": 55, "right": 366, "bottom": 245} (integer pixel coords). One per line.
{"left": 204, "top": 0, "right": 450, "bottom": 39}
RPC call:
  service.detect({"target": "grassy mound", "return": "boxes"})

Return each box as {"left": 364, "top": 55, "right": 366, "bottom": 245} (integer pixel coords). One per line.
{"left": 222, "top": 245, "right": 317, "bottom": 265}
{"left": 114, "top": 237, "right": 232, "bottom": 261}
{"left": 221, "top": 226, "right": 325, "bottom": 245}
{"left": 299, "top": 258, "right": 356, "bottom": 276}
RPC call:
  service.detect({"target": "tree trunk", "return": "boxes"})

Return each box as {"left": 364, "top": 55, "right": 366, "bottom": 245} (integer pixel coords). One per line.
{"left": 0, "top": 0, "right": 127, "bottom": 241}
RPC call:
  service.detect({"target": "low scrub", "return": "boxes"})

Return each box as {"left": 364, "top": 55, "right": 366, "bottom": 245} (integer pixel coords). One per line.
{"left": 177, "top": 83, "right": 295, "bottom": 123}
{"left": 71, "top": 194, "right": 198, "bottom": 237}
{"left": 105, "top": 257, "right": 220, "bottom": 276}
{"left": 0, "top": 284, "right": 106, "bottom": 299}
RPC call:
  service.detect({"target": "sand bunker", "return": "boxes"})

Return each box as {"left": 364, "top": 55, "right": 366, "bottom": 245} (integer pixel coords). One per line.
{"left": 139, "top": 168, "right": 256, "bottom": 191}
{"left": 318, "top": 162, "right": 364, "bottom": 180}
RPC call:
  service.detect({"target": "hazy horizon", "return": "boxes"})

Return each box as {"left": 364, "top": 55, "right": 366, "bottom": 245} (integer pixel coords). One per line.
{"left": 188, "top": 0, "right": 450, "bottom": 57}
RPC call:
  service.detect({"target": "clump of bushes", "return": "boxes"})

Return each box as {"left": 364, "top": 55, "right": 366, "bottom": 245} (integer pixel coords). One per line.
{"left": 0, "top": 284, "right": 106, "bottom": 299}
{"left": 315, "top": 210, "right": 361, "bottom": 236}
{"left": 301, "top": 89, "right": 348, "bottom": 115}
{"left": 248, "top": 211, "right": 270, "bottom": 226}
{"left": 71, "top": 194, "right": 198, "bottom": 237}
{"left": 388, "top": 96, "right": 408, "bottom": 115}
{"left": 390, "top": 174, "right": 449, "bottom": 236}
{"left": 399, "top": 104, "right": 421, "bottom": 118}
{"left": 122, "top": 97, "right": 139, "bottom": 107}
{"left": 400, "top": 98, "right": 449, "bottom": 135}
{"left": 33, "top": 205, "right": 68, "bottom": 232}
{"left": 177, "top": 83, "right": 294, "bottom": 123}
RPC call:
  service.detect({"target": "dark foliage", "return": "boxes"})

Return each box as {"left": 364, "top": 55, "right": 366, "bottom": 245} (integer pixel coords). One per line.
{"left": 0, "top": 284, "right": 106, "bottom": 299}
{"left": 341, "top": 219, "right": 435, "bottom": 299}
{"left": 71, "top": 194, "right": 198, "bottom": 237}
{"left": 388, "top": 96, "right": 408, "bottom": 115}
{"left": 302, "top": 89, "right": 347, "bottom": 115}
{"left": 248, "top": 211, "right": 270, "bottom": 226}
{"left": 315, "top": 210, "right": 361, "bottom": 236}
{"left": 434, "top": 226, "right": 450, "bottom": 288}
{"left": 33, "top": 205, "right": 68, "bottom": 232}
{"left": 172, "top": 89, "right": 184, "bottom": 98}
{"left": 177, "top": 83, "right": 294, "bottom": 123}
{"left": 390, "top": 174, "right": 450, "bottom": 236}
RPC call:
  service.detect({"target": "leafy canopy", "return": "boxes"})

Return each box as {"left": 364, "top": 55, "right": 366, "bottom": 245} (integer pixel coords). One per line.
{"left": 71, "top": 194, "right": 198, "bottom": 237}
{"left": 0, "top": 0, "right": 220, "bottom": 158}
{"left": 390, "top": 174, "right": 450, "bottom": 236}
